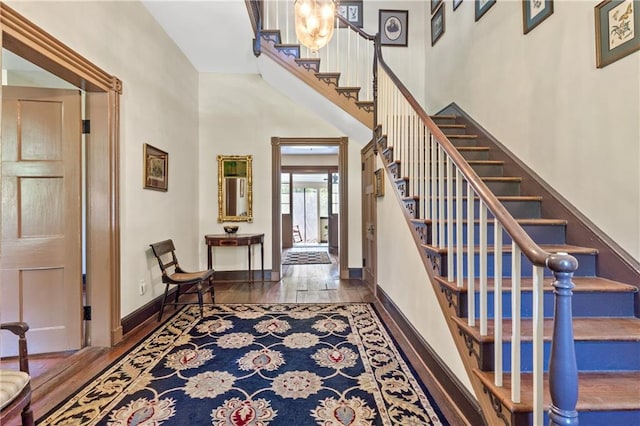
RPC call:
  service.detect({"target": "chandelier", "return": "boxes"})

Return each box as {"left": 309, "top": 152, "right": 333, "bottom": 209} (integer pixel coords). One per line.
{"left": 294, "top": 0, "right": 336, "bottom": 53}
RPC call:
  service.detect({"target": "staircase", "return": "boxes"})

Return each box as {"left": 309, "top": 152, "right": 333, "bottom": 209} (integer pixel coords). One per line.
{"left": 245, "top": 2, "right": 640, "bottom": 424}
{"left": 382, "top": 112, "right": 640, "bottom": 425}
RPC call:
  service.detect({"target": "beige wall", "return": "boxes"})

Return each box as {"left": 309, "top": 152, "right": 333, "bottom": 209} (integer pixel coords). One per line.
{"left": 198, "top": 73, "right": 364, "bottom": 271}
{"left": 424, "top": 0, "right": 640, "bottom": 261}
{"left": 375, "top": 155, "right": 474, "bottom": 394}
{"left": 7, "top": 1, "right": 201, "bottom": 317}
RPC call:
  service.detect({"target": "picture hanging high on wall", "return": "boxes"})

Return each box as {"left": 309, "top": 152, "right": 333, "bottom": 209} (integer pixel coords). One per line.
{"left": 523, "top": 0, "right": 554, "bottom": 34}
{"left": 379, "top": 10, "right": 409, "bottom": 46}
{"left": 595, "top": 0, "right": 640, "bottom": 68}
{"left": 431, "top": 4, "right": 446, "bottom": 46}
{"left": 431, "top": 0, "right": 443, "bottom": 14}
{"left": 337, "top": 1, "right": 363, "bottom": 28}
{"left": 475, "top": 0, "right": 496, "bottom": 22}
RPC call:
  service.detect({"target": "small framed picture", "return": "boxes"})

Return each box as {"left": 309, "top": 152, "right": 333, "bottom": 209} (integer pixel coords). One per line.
{"left": 431, "top": 4, "right": 446, "bottom": 46}
{"left": 143, "top": 143, "right": 168, "bottom": 191}
{"left": 374, "top": 168, "right": 385, "bottom": 197}
{"left": 595, "top": 0, "right": 640, "bottom": 68}
{"left": 453, "top": 0, "right": 463, "bottom": 11}
{"left": 337, "top": 1, "right": 363, "bottom": 28}
{"left": 379, "top": 9, "right": 409, "bottom": 46}
{"left": 523, "top": 0, "right": 554, "bottom": 34}
{"left": 475, "top": 0, "right": 496, "bottom": 22}
{"left": 431, "top": 0, "right": 443, "bottom": 14}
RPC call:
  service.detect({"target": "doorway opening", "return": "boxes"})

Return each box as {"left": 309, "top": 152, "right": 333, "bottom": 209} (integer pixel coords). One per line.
{"left": 0, "top": 3, "right": 122, "bottom": 356}
{"left": 271, "top": 137, "right": 349, "bottom": 281}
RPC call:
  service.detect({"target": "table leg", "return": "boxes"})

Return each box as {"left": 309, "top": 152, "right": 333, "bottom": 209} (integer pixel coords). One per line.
{"left": 207, "top": 245, "right": 213, "bottom": 270}
{"left": 248, "top": 244, "right": 252, "bottom": 283}
{"left": 260, "top": 241, "right": 264, "bottom": 282}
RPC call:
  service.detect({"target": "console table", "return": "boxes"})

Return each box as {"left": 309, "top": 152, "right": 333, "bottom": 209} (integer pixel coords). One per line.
{"left": 205, "top": 233, "right": 264, "bottom": 282}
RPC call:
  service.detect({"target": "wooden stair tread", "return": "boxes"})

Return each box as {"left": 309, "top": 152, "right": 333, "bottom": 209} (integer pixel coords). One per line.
{"left": 447, "top": 134, "right": 478, "bottom": 139}
{"left": 467, "top": 160, "right": 504, "bottom": 165}
{"left": 437, "top": 124, "right": 466, "bottom": 129}
{"left": 457, "top": 146, "right": 489, "bottom": 151}
{"left": 474, "top": 370, "right": 640, "bottom": 412}
{"left": 437, "top": 195, "right": 543, "bottom": 201}
{"left": 422, "top": 243, "right": 598, "bottom": 255}
{"left": 436, "top": 275, "right": 638, "bottom": 294}
{"left": 411, "top": 218, "right": 567, "bottom": 228}
{"left": 440, "top": 218, "right": 567, "bottom": 226}
{"left": 315, "top": 72, "right": 340, "bottom": 78}
{"left": 452, "top": 316, "right": 640, "bottom": 342}
{"left": 431, "top": 114, "right": 457, "bottom": 119}
{"left": 431, "top": 176, "right": 522, "bottom": 182}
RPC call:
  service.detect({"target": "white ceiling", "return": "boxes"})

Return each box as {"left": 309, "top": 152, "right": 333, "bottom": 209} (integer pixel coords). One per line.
{"left": 142, "top": 0, "right": 259, "bottom": 73}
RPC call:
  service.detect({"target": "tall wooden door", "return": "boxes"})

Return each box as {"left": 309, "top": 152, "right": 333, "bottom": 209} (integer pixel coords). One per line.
{"left": 1, "top": 86, "right": 82, "bottom": 356}
{"left": 361, "top": 142, "right": 377, "bottom": 290}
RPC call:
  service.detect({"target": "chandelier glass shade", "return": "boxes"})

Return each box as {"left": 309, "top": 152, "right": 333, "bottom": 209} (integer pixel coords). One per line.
{"left": 294, "top": 0, "right": 336, "bottom": 53}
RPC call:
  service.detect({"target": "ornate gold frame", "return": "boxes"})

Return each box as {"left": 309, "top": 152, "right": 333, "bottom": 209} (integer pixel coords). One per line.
{"left": 217, "top": 155, "right": 253, "bottom": 222}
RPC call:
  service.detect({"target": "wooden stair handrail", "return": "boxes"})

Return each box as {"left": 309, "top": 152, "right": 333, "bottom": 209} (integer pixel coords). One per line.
{"left": 374, "top": 41, "right": 565, "bottom": 269}
{"left": 335, "top": 15, "right": 376, "bottom": 41}
{"left": 374, "top": 38, "right": 579, "bottom": 426}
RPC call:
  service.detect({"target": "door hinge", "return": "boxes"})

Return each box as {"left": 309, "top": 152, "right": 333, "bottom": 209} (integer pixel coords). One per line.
{"left": 361, "top": 162, "right": 365, "bottom": 171}
{"left": 82, "top": 119, "right": 91, "bottom": 134}
{"left": 362, "top": 258, "right": 366, "bottom": 267}
{"left": 83, "top": 306, "right": 92, "bottom": 321}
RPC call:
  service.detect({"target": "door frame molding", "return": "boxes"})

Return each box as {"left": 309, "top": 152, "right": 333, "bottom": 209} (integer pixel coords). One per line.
{"left": 361, "top": 140, "right": 377, "bottom": 292}
{"left": 0, "top": 3, "right": 122, "bottom": 346}
{"left": 271, "top": 137, "right": 348, "bottom": 280}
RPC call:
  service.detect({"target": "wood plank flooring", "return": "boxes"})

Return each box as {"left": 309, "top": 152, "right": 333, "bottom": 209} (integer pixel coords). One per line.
{"left": 0, "top": 254, "right": 468, "bottom": 425}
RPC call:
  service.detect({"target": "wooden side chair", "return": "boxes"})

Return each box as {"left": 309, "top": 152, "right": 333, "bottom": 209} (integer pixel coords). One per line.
{"left": 0, "top": 322, "right": 34, "bottom": 426}
{"left": 150, "top": 239, "right": 215, "bottom": 321}
{"left": 293, "top": 225, "right": 303, "bottom": 243}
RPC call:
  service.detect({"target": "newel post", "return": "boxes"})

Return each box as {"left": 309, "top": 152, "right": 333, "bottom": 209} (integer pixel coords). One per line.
{"left": 546, "top": 253, "right": 579, "bottom": 426}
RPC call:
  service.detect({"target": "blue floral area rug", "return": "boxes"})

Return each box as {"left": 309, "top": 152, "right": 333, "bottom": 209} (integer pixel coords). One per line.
{"left": 39, "top": 304, "right": 449, "bottom": 425}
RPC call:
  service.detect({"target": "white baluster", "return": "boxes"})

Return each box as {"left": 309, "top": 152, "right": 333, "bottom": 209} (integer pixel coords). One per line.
{"left": 494, "top": 220, "right": 503, "bottom": 386}
{"left": 446, "top": 156, "right": 454, "bottom": 281}
{"left": 467, "top": 183, "right": 475, "bottom": 326}
{"left": 511, "top": 242, "right": 522, "bottom": 403}
{"left": 479, "top": 201, "right": 487, "bottom": 336}
{"left": 456, "top": 170, "right": 463, "bottom": 288}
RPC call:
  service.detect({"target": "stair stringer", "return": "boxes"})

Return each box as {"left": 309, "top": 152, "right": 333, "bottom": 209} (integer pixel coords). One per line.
{"left": 257, "top": 36, "right": 373, "bottom": 130}
{"left": 438, "top": 103, "right": 640, "bottom": 298}
{"left": 373, "top": 141, "right": 510, "bottom": 425}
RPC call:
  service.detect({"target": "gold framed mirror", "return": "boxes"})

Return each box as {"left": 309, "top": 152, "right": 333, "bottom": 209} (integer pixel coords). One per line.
{"left": 218, "top": 155, "right": 253, "bottom": 222}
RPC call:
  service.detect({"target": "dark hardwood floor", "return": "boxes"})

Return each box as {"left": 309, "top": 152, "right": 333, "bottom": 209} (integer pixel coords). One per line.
{"left": 1, "top": 253, "right": 469, "bottom": 425}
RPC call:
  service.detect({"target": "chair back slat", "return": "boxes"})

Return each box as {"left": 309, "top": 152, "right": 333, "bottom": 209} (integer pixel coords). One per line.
{"left": 150, "top": 240, "right": 179, "bottom": 276}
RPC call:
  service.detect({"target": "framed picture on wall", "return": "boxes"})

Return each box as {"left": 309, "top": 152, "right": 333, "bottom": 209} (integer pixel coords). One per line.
{"left": 431, "top": 4, "right": 446, "bottom": 46}
{"left": 431, "top": 0, "right": 443, "bottom": 14}
{"left": 523, "top": 0, "right": 554, "bottom": 34}
{"left": 337, "top": 1, "right": 363, "bottom": 28}
{"left": 595, "top": 0, "right": 640, "bottom": 68}
{"left": 379, "top": 9, "right": 409, "bottom": 46}
{"left": 143, "top": 143, "right": 168, "bottom": 191}
{"left": 454, "top": 0, "right": 463, "bottom": 11}
{"left": 475, "top": 0, "right": 496, "bottom": 22}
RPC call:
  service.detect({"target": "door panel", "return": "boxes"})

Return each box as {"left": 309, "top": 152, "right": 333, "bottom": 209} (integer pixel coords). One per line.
{"left": 362, "top": 144, "right": 377, "bottom": 289}
{"left": 1, "top": 86, "right": 82, "bottom": 356}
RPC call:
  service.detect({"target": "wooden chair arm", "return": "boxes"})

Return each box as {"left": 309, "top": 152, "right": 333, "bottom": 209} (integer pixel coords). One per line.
{"left": 1, "top": 322, "right": 30, "bottom": 374}
{"left": 0, "top": 322, "right": 29, "bottom": 337}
